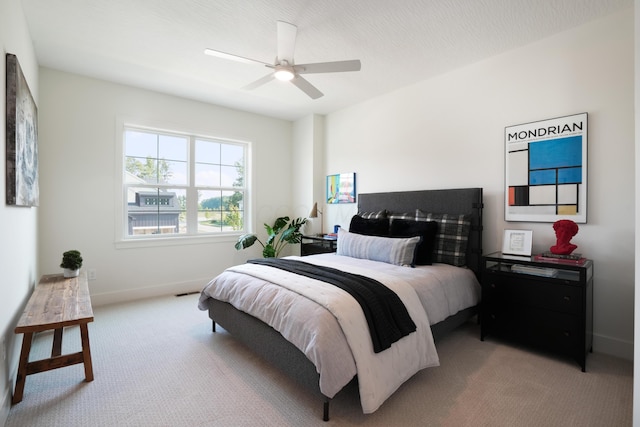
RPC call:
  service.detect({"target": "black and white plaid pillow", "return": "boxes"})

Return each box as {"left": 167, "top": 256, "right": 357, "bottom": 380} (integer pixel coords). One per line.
{"left": 416, "top": 210, "right": 471, "bottom": 267}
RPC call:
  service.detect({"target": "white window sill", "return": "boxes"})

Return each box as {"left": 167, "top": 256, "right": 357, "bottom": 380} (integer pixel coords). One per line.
{"left": 115, "top": 233, "right": 241, "bottom": 249}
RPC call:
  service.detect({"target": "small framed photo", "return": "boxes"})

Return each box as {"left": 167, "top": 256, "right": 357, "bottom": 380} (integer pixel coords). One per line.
{"left": 502, "top": 229, "right": 533, "bottom": 256}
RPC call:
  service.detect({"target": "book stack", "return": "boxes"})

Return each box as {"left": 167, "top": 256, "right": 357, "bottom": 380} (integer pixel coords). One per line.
{"left": 511, "top": 264, "right": 559, "bottom": 278}
{"left": 533, "top": 252, "right": 587, "bottom": 265}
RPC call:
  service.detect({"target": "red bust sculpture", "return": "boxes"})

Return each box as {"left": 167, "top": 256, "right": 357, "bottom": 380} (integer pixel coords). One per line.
{"left": 550, "top": 219, "right": 579, "bottom": 255}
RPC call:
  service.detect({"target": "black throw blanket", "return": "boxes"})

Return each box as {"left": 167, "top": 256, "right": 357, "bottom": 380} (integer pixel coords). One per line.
{"left": 248, "top": 258, "right": 416, "bottom": 353}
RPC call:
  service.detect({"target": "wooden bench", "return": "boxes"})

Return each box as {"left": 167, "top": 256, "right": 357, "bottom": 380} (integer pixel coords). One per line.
{"left": 12, "top": 272, "right": 94, "bottom": 404}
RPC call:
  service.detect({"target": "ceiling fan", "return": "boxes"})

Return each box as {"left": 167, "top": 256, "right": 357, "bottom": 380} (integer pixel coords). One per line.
{"left": 204, "top": 20, "right": 361, "bottom": 99}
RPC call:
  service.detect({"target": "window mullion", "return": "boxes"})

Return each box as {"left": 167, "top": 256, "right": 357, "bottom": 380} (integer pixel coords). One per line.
{"left": 187, "top": 136, "right": 198, "bottom": 234}
{"left": 186, "top": 188, "right": 198, "bottom": 234}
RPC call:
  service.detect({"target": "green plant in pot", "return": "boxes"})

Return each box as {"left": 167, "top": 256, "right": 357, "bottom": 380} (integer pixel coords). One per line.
{"left": 60, "top": 250, "right": 83, "bottom": 278}
{"left": 235, "top": 216, "right": 307, "bottom": 258}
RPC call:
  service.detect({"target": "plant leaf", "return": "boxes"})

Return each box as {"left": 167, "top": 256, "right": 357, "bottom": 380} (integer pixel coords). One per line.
{"left": 272, "top": 216, "right": 290, "bottom": 234}
{"left": 263, "top": 245, "right": 276, "bottom": 258}
{"left": 283, "top": 217, "right": 307, "bottom": 242}
{"left": 265, "top": 233, "right": 276, "bottom": 246}
{"left": 264, "top": 223, "right": 275, "bottom": 236}
{"left": 280, "top": 227, "right": 298, "bottom": 243}
{"left": 235, "top": 234, "right": 258, "bottom": 250}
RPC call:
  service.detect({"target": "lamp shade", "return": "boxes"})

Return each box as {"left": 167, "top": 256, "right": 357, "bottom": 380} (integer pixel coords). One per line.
{"left": 309, "top": 202, "right": 318, "bottom": 218}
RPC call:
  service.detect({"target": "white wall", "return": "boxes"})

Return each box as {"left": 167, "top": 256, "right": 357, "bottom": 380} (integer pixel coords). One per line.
{"left": 0, "top": 0, "right": 39, "bottom": 423}
{"left": 321, "top": 9, "right": 634, "bottom": 359}
{"left": 292, "top": 114, "right": 326, "bottom": 236}
{"left": 37, "top": 69, "right": 292, "bottom": 306}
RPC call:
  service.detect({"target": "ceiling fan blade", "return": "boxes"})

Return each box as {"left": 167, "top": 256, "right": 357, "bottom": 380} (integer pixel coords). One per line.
{"left": 291, "top": 75, "right": 323, "bottom": 99}
{"left": 204, "top": 48, "right": 271, "bottom": 67}
{"left": 243, "top": 73, "right": 275, "bottom": 90}
{"left": 276, "top": 21, "right": 297, "bottom": 63}
{"left": 295, "top": 59, "right": 361, "bottom": 74}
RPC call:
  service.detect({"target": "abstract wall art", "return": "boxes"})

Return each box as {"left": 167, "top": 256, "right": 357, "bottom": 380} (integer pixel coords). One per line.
{"left": 326, "top": 172, "right": 356, "bottom": 204}
{"left": 6, "top": 53, "right": 39, "bottom": 207}
{"left": 505, "top": 113, "right": 587, "bottom": 223}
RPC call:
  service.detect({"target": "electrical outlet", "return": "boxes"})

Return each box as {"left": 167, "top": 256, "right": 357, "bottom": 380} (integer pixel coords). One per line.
{"left": 88, "top": 269, "right": 97, "bottom": 280}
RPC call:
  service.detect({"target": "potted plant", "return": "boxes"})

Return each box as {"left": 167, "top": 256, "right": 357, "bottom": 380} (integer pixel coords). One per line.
{"left": 60, "top": 250, "right": 83, "bottom": 278}
{"left": 235, "top": 216, "right": 307, "bottom": 258}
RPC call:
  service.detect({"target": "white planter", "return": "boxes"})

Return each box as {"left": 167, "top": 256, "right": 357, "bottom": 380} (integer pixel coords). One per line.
{"left": 63, "top": 268, "right": 80, "bottom": 278}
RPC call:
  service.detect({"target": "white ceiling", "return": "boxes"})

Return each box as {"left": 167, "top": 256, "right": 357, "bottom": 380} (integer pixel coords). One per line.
{"left": 21, "top": 0, "right": 631, "bottom": 121}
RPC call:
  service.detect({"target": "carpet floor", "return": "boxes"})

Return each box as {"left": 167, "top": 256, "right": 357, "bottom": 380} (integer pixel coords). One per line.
{"left": 6, "top": 293, "right": 633, "bottom": 426}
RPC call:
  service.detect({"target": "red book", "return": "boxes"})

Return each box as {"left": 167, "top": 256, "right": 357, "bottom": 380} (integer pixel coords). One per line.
{"left": 533, "top": 254, "right": 587, "bottom": 265}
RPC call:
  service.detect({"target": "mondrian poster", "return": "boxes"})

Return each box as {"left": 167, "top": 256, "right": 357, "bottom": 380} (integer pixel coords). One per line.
{"left": 505, "top": 113, "right": 587, "bottom": 223}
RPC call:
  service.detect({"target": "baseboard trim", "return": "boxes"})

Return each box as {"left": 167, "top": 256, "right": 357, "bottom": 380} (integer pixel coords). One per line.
{"left": 90, "top": 279, "right": 206, "bottom": 307}
{"left": 1, "top": 383, "right": 11, "bottom": 427}
{"left": 593, "top": 332, "right": 633, "bottom": 360}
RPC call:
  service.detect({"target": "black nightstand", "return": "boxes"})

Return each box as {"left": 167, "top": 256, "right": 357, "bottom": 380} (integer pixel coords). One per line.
{"left": 300, "top": 235, "right": 337, "bottom": 256}
{"left": 480, "top": 251, "right": 593, "bottom": 371}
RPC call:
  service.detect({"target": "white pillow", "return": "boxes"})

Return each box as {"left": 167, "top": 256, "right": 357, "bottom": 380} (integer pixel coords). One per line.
{"left": 337, "top": 228, "right": 420, "bottom": 267}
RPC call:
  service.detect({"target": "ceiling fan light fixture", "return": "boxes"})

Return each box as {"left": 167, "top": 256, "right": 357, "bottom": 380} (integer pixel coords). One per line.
{"left": 274, "top": 67, "right": 295, "bottom": 81}
{"left": 205, "top": 21, "right": 360, "bottom": 99}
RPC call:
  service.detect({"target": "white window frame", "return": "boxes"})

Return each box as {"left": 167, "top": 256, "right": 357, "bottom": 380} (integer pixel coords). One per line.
{"left": 114, "top": 118, "right": 252, "bottom": 248}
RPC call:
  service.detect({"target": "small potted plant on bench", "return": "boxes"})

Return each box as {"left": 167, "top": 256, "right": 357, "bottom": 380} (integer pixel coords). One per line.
{"left": 60, "top": 250, "right": 83, "bottom": 278}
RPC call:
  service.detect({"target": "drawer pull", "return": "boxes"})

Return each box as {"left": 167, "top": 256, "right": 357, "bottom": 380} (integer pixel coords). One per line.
{"left": 490, "top": 283, "right": 496, "bottom": 289}
{"left": 564, "top": 331, "right": 571, "bottom": 337}
{"left": 563, "top": 296, "right": 571, "bottom": 302}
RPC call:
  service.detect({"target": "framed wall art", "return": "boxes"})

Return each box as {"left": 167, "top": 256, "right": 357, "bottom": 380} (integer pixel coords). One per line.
{"left": 505, "top": 112, "right": 587, "bottom": 223}
{"left": 502, "top": 229, "right": 533, "bottom": 256}
{"left": 6, "top": 53, "right": 39, "bottom": 207}
{"left": 326, "top": 172, "right": 356, "bottom": 204}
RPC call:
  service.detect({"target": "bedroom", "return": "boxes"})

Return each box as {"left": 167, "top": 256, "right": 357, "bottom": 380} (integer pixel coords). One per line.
{"left": 0, "top": 0, "right": 637, "bottom": 425}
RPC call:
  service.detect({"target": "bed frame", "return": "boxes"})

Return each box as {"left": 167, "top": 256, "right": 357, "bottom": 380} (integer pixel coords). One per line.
{"left": 205, "top": 188, "right": 483, "bottom": 421}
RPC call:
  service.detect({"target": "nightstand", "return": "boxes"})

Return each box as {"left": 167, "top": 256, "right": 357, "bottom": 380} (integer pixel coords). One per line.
{"left": 480, "top": 251, "right": 593, "bottom": 371}
{"left": 301, "top": 235, "right": 337, "bottom": 256}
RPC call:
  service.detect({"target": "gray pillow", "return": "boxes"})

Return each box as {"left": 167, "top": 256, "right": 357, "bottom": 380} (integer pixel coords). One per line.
{"left": 337, "top": 228, "right": 420, "bottom": 267}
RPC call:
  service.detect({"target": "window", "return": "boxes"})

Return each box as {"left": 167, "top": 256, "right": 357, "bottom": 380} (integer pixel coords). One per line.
{"left": 122, "top": 126, "right": 248, "bottom": 239}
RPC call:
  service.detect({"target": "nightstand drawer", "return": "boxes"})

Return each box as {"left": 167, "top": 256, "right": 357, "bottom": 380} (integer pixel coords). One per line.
{"left": 301, "top": 235, "right": 337, "bottom": 256}
{"left": 483, "top": 305, "right": 580, "bottom": 353}
{"left": 301, "top": 244, "right": 335, "bottom": 256}
{"left": 484, "top": 273, "right": 581, "bottom": 315}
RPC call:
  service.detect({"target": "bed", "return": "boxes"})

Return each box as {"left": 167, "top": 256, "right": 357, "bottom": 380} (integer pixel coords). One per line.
{"left": 199, "top": 188, "right": 483, "bottom": 420}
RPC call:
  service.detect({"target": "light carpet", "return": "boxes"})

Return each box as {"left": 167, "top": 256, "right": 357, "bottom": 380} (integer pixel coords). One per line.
{"left": 6, "top": 293, "right": 632, "bottom": 426}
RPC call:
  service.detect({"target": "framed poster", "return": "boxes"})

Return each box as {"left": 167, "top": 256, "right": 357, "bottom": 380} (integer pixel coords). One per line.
{"left": 6, "top": 53, "right": 39, "bottom": 207}
{"left": 502, "top": 229, "right": 533, "bottom": 256}
{"left": 326, "top": 172, "right": 356, "bottom": 204}
{"left": 505, "top": 113, "right": 587, "bottom": 223}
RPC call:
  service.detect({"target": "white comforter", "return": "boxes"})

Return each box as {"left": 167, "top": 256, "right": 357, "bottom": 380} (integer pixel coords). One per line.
{"left": 199, "top": 253, "right": 480, "bottom": 413}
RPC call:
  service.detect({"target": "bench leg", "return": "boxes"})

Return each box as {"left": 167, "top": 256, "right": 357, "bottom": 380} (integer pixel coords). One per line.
{"left": 12, "top": 332, "right": 33, "bottom": 404}
{"left": 79, "top": 324, "right": 94, "bottom": 382}
{"left": 52, "top": 328, "right": 63, "bottom": 357}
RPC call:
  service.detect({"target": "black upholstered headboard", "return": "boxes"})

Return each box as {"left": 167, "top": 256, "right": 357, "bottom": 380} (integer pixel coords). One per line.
{"left": 358, "top": 188, "right": 484, "bottom": 277}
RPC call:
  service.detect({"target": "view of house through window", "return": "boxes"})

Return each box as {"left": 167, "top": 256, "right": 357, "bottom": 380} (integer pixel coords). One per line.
{"left": 123, "top": 127, "right": 247, "bottom": 238}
